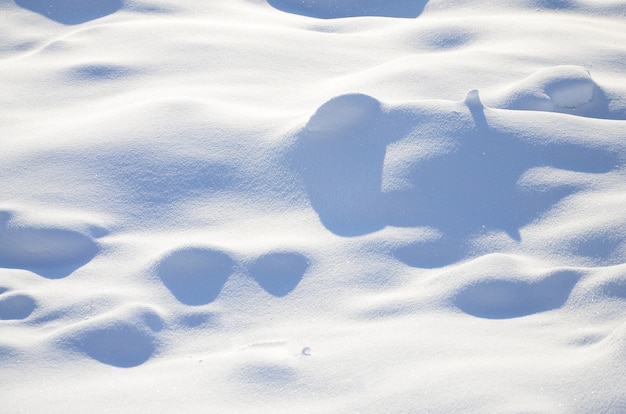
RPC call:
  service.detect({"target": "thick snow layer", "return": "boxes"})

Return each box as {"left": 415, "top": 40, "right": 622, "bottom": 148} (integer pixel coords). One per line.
{"left": 1, "top": 0, "right": 626, "bottom": 413}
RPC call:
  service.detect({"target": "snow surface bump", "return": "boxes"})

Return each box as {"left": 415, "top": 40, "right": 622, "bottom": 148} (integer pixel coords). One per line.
{"left": 56, "top": 305, "right": 163, "bottom": 368}
{"left": 0, "top": 210, "right": 99, "bottom": 279}
{"left": 266, "top": 0, "right": 428, "bottom": 19}
{"left": 14, "top": 0, "right": 122, "bottom": 25}
{"left": 293, "top": 90, "right": 618, "bottom": 239}
{"left": 488, "top": 65, "right": 609, "bottom": 117}
{"left": 1, "top": 1, "right": 626, "bottom": 409}
{"left": 305, "top": 93, "right": 383, "bottom": 136}
{"left": 454, "top": 268, "right": 581, "bottom": 319}
{"left": 393, "top": 235, "right": 466, "bottom": 269}
{"left": 295, "top": 94, "right": 389, "bottom": 236}
{"left": 602, "top": 278, "right": 626, "bottom": 301}
{"left": 0, "top": 291, "right": 36, "bottom": 320}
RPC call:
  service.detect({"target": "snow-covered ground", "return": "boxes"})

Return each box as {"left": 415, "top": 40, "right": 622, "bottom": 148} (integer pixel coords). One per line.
{"left": 2, "top": 0, "right": 626, "bottom": 412}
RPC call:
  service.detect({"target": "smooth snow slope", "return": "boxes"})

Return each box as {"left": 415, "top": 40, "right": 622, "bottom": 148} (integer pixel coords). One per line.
{"left": 1, "top": 0, "right": 626, "bottom": 412}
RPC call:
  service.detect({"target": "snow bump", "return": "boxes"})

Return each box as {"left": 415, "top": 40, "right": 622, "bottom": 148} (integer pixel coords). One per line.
{"left": 454, "top": 270, "right": 581, "bottom": 319}
{"left": 490, "top": 65, "right": 597, "bottom": 114}
{"left": 0, "top": 292, "right": 36, "bottom": 320}
{"left": 0, "top": 214, "right": 99, "bottom": 279}
{"left": 57, "top": 305, "right": 163, "bottom": 368}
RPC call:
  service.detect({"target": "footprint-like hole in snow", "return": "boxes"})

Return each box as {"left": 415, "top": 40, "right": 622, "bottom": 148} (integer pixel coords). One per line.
{"left": 250, "top": 252, "right": 309, "bottom": 297}
{"left": 0, "top": 293, "right": 36, "bottom": 320}
{"left": 0, "top": 226, "right": 98, "bottom": 279}
{"left": 156, "top": 247, "right": 234, "bottom": 306}
{"left": 454, "top": 270, "right": 580, "bottom": 319}
{"left": 70, "top": 322, "right": 157, "bottom": 368}
{"left": 14, "top": 0, "right": 123, "bottom": 25}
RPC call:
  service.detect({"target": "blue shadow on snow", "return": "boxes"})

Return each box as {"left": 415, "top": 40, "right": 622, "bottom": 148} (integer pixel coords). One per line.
{"left": 267, "top": 0, "right": 428, "bottom": 19}
{"left": 0, "top": 213, "right": 99, "bottom": 279}
{"left": 289, "top": 93, "right": 618, "bottom": 243}
{"left": 14, "top": 0, "right": 122, "bottom": 25}
{"left": 155, "top": 247, "right": 234, "bottom": 306}
{"left": 250, "top": 251, "right": 309, "bottom": 297}
{"left": 454, "top": 270, "right": 581, "bottom": 319}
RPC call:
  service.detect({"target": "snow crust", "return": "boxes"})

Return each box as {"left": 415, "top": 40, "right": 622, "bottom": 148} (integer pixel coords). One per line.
{"left": 1, "top": 0, "right": 626, "bottom": 412}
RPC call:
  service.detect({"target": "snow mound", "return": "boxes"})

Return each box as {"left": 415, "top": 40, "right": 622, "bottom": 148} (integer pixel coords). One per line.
{"left": 0, "top": 212, "right": 99, "bottom": 279}
{"left": 601, "top": 278, "right": 626, "bottom": 300}
{"left": 393, "top": 235, "right": 466, "bottom": 269}
{"left": 294, "top": 94, "right": 388, "bottom": 235}
{"left": 489, "top": 65, "right": 596, "bottom": 113}
{"left": 266, "top": 0, "right": 428, "bottom": 18}
{"left": 0, "top": 292, "right": 36, "bottom": 320}
{"left": 56, "top": 305, "right": 163, "bottom": 368}
{"left": 305, "top": 93, "right": 383, "bottom": 135}
{"left": 454, "top": 268, "right": 581, "bottom": 319}
{"left": 291, "top": 92, "right": 618, "bottom": 238}
{"left": 2, "top": 1, "right": 626, "bottom": 411}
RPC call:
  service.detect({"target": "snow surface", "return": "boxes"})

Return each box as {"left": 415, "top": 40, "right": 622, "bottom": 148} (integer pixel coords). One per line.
{"left": 1, "top": 0, "right": 626, "bottom": 412}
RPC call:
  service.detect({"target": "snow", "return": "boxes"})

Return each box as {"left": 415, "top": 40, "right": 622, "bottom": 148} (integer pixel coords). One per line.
{"left": 1, "top": 0, "right": 626, "bottom": 412}
{"left": 489, "top": 65, "right": 598, "bottom": 113}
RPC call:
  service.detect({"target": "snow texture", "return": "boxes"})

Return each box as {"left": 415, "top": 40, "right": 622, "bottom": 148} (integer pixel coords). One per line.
{"left": 1, "top": 0, "right": 626, "bottom": 412}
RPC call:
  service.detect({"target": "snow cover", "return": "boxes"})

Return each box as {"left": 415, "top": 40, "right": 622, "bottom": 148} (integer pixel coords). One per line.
{"left": 1, "top": 0, "right": 626, "bottom": 412}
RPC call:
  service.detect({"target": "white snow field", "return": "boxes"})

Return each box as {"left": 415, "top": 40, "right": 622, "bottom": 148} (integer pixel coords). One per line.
{"left": 1, "top": 0, "right": 626, "bottom": 412}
